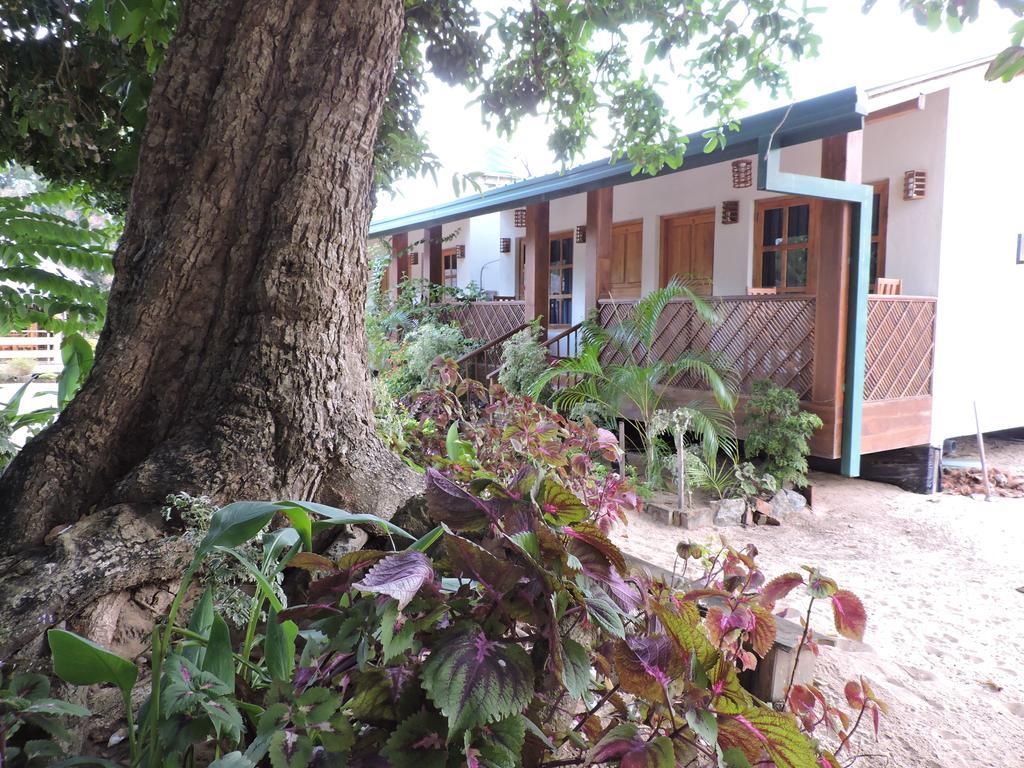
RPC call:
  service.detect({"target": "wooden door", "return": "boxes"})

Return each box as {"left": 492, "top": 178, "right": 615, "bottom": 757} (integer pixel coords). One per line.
{"left": 660, "top": 209, "right": 715, "bottom": 295}
{"left": 610, "top": 220, "right": 642, "bottom": 299}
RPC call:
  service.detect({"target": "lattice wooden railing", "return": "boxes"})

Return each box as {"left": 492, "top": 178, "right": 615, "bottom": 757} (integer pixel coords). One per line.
{"left": 446, "top": 300, "right": 527, "bottom": 342}
{"left": 863, "top": 296, "right": 936, "bottom": 402}
{"left": 598, "top": 296, "right": 816, "bottom": 399}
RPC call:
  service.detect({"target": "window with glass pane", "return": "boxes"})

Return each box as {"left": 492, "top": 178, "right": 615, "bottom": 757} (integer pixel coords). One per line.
{"left": 754, "top": 197, "right": 817, "bottom": 293}
{"left": 549, "top": 234, "right": 574, "bottom": 325}
{"left": 869, "top": 181, "right": 888, "bottom": 290}
{"left": 442, "top": 249, "right": 459, "bottom": 287}
{"left": 786, "top": 248, "right": 808, "bottom": 287}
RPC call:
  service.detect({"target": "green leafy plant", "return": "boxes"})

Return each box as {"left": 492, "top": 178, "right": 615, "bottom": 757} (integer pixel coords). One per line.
{"left": 0, "top": 379, "right": 57, "bottom": 469}
{"left": 0, "top": 181, "right": 115, "bottom": 337}
{"left": 497, "top": 321, "right": 548, "bottom": 396}
{"left": 534, "top": 279, "right": 738, "bottom": 486}
{"left": 0, "top": 669, "right": 91, "bottom": 766}
{"left": 684, "top": 451, "right": 738, "bottom": 500}
{"left": 45, "top": 499, "right": 411, "bottom": 768}
{"left": 37, "top": 444, "right": 882, "bottom": 768}
{"left": 742, "top": 380, "right": 823, "bottom": 489}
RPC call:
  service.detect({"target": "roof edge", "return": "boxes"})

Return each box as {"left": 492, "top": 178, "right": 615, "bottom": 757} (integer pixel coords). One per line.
{"left": 370, "top": 86, "right": 866, "bottom": 238}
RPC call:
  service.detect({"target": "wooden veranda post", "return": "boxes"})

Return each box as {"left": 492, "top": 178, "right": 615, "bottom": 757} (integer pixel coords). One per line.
{"left": 426, "top": 224, "right": 443, "bottom": 287}
{"left": 585, "top": 187, "right": 613, "bottom": 311}
{"left": 813, "top": 132, "right": 863, "bottom": 457}
{"left": 524, "top": 203, "right": 550, "bottom": 331}
{"left": 392, "top": 231, "right": 409, "bottom": 295}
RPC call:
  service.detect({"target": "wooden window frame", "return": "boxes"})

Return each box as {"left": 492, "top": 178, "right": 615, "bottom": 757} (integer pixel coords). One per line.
{"left": 869, "top": 179, "right": 889, "bottom": 290}
{"left": 514, "top": 237, "right": 526, "bottom": 299}
{"left": 752, "top": 195, "right": 820, "bottom": 294}
{"left": 442, "top": 247, "right": 459, "bottom": 288}
{"left": 548, "top": 230, "right": 574, "bottom": 327}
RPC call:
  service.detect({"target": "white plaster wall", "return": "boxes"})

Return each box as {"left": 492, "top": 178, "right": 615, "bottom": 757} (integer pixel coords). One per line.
{"left": 458, "top": 143, "right": 823, "bottom": 305}
{"left": 610, "top": 141, "right": 821, "bottom": 297}
{"left": 930, "top": 76, "right": 1024, "bottom": 443}
{"left": 862, "top": 90, "right": 950, "bottom": 296}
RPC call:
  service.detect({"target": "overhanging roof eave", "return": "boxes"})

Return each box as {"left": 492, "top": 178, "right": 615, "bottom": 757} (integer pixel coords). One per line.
{"left": 369, "top": 86, "right": 866, "bottom": 238}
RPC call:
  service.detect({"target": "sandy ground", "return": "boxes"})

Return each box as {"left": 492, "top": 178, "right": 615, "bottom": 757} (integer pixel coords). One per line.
{"left": 613, "top": 439, "right": 1024, "bottom": 767}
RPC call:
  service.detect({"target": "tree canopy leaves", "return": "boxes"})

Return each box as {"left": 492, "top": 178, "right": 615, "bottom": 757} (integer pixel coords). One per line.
{"left": 6, "top": 1, "right": 1018, "bottom": 208}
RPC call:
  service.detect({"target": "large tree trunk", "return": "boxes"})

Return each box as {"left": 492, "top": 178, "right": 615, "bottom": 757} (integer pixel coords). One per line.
{"left": 0, "top": 0, "right": 417, "bottom": 647}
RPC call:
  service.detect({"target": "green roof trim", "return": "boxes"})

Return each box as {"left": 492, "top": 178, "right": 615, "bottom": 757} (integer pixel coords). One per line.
{"left": 369, "top": 86, "right": 867, "bottom": 237}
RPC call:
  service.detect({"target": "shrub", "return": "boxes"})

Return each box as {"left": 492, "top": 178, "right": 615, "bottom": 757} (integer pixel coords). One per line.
{"left": 497, "top": 323, "right": 548, "bottom": 396}
{"left": 383, "top": 322, "right": 476, "bottom": 399}
{"left": 743, "top": 379, "right": 823, "bottom": 488}
{"left": 404, "top": 323, "right": 473, "bottom": 378}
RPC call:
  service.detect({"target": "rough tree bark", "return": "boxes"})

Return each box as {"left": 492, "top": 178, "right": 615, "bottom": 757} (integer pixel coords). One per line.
{"left": 0, "top": 0, "right": 418, "bottom": 652}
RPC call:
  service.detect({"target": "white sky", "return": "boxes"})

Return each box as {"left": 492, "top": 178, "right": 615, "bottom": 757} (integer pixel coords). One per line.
{"left": 375, "top": 1, "right": 1017, "bottom": 219}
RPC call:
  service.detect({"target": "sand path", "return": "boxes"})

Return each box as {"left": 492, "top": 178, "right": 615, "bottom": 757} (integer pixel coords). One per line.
{"left": 612, "top": 439, "right": 1024, "bottom": 767}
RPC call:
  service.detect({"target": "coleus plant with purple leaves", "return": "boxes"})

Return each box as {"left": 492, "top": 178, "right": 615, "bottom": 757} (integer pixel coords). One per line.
{"left": 261, "top": 466, "right": 882, "bottom": 768}
{"left": 401, "top": 359, "right": 638, "bottom": 534}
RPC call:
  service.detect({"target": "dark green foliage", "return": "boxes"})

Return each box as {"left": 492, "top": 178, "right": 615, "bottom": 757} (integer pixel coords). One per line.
{"left": 742, "top": 380, "right": 823, "bottom": 488}
{"left": 0, "top": 670, "right": 90, "bottom": 765}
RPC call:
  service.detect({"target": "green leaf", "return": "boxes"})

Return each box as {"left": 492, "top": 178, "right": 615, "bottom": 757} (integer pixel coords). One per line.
{"left": 382, "top": 709, "right": 449, "bottom": 768}
{"left": 279, "top": 505, "right": 313, "bottom": 552}
{"left": 184, "top": 587, "right": 215, "bottom": 666}
{"left": 560, "top": 638, "right": 591, "bottom": 699}
{"left": 380, "top": 600, "right": 417, "bottom": 663}
{"left": 721, "top": 709, "right": 818, "bottom": 768}
{"left": 202, "top": 613, "right": 235, "bottom": 689}
{"left": 477, "top": 714, "right": 526, "bottom": 768}
{"left": 409, "top": 524, "right": 445, "bottom": 553}
{"left": 200, "top": 501, "right": 280, "bottom": 554}
{"left": 421, "top": 626, "right": 535, "bottom": 736}
{"left": 269, "top": 730, "right": 313, "bottom": 768}
{"left": 721, "top": 748, "right": 752, "bottom": 768}
{"left": 537, "top": 479, "right": 587, "bottom": 526}
{"left": 57, "top": 332, "right": 93, "bottom": 407}
{"left": 685, "top": 709, "right": 717, "bottom": 748}
{"left": 446, "top": 421, "right": 475, "bottom": 464}
{"left": 582, "top": 589, "right": 625, "bottom": 639}
{"left": 201, "top": 697, "right": 244, "bottom": 741}
{"left": 21, "top": 699, "right": 91, "bottom": 718}
{"left": 277, "top": 499, "right": 413, "bottom": 539}
{"left": 264, "top": 607, "right": 297, "bottom": 682}
{"left": 47, "top": 629, "right": 138, "bottom": 695}
{"left": 208, "top": 752, "right": 256, "bottom": 768}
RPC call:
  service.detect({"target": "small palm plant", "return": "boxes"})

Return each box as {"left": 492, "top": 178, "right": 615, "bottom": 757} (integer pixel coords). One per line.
{"left": 532, "top": 279, "right": 738, "bottom": 486}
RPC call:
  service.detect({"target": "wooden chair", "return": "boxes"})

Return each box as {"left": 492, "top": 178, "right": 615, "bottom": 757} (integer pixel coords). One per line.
{"left": 746, "top": 286, "right": 777, "bottom": 296}
{"left": 875, "top": 277, "right": 902, "bottom": 295}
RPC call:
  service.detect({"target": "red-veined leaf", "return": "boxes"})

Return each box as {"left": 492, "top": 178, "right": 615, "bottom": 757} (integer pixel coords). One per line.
{"left": 759, "top": 573, "right": 804, "bottom": 606}
{"left": 420, "top": 626, "right": 534, "bottom": 735}
{"left": 830, "top": 590, "right": 867, "bottom": 640}
{"left": 445, "top": 534, "right": 526, "bottom": 593}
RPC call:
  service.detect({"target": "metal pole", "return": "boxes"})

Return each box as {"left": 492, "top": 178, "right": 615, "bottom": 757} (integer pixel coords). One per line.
{"left": 974, "top": 401, "right": 992, "bottom": 501}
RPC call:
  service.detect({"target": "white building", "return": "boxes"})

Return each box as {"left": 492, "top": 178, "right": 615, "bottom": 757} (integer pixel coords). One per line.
{"left": 372, "top": 59, "right": 1024, "bottom": 489}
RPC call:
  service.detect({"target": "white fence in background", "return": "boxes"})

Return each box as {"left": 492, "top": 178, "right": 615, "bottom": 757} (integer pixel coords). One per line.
{"left": 0, "top": 333, "right": 62, "bottom": 373}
